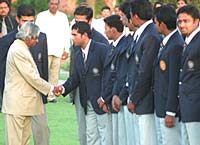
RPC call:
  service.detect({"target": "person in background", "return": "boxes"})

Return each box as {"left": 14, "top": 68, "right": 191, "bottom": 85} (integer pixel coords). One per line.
{"left": 0, "top": 0, "right": 17, "bottom": 38}
{"left": 153, "top": 1, "right": 163, "bottom": 11}
{"left": 177, "top": 5, "right": 200, "bottom": 145}
{"left": 176, "top": 0, "right": 187, "bottom": 13}
{"left": 1, "top": 22, "right": 55, "bottom": 145}
{"left": 0, "top": 4, "right": 50, "bottom": 145}
{"left": 153, "top": 5, "right": 183, "bottom": 145}
{"left": 35, "top": 0, "right": 71, "bottom": 103}
{"left": 95, "top": 5, "right": 112, "bottom": 39}
{"left": 114, "top": 5, "right": 122, "bottom": 16}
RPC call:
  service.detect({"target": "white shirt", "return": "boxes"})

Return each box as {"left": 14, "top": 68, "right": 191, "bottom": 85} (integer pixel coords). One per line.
{"left": 81, "top": 39, "right": 91, "bottom": 61}
{"left": 162, "top": 29, "right": 177, "bottom": 46}
{"left": 185, "top": 25, "right": 200, "bottom": 45}
{"left": 35, "top": 10, "right": 71, "bottom": 57}
{"left": 134, "top": 19, "right": 153, "bottom": 42}
{"left": 113, "top": 33, "right": 125, "bottom": 47}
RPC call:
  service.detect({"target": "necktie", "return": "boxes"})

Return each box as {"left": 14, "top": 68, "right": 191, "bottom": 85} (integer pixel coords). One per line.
{"left": 157, "top": 42, "right": 164, "bottom": 58}
{"left": 182, "top": 42, "right": 187, "bottom": 56}
{"left": 82, "top": 52, "right": 87, "bottom": 69}
{"left": 82, "top": 52, "right": 86, "bottom": 63}
{"left": 128, "top": 35, "right": 138, "bottom": 57}
{"left": 1, "top": 18, "right": 7, "bottom": 36}
{"left": 110, "top": 43, "right": 115, "bottom": 55}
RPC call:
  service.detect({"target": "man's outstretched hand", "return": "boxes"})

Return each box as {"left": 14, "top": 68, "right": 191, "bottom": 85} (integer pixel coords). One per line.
{"left": 53, "top": 85, "right": 63, "bottom": 96}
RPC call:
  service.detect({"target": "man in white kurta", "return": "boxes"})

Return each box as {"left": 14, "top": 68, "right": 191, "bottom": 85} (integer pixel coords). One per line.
{"left": 35, "top": 0, "right": 71, "bottom": 102}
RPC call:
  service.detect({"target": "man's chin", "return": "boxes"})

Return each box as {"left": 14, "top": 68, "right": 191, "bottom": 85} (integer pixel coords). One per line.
{"left": 74, "top": 44, "right": 81, "bottom": 47}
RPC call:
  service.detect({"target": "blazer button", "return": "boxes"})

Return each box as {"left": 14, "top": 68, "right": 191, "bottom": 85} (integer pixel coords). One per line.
{"left": 179, "top": 82, "right": 182, "bottom": 85}
{"left": 180, "top": 69, "right": 183, "bottom": 72}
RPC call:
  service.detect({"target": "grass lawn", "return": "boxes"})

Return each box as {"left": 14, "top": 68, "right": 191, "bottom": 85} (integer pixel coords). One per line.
{"left": 0, "top": 96, "right": 79, "bottom": 145}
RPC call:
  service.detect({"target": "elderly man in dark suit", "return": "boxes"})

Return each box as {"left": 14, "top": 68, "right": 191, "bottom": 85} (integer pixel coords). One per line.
{"left": 177, "top": 5, "right": 200, "bottom": 145}
{"left": 153, "top": 5, "right": 184, "bottom": 145}
{"left": 55, "top": 21, "right": 111, "bottom": 145}
{"left": 126, "top": 1, "right": 161, "bottom": 145}
{"left": 0, "top": 4, "right": 50, "bottom": 145}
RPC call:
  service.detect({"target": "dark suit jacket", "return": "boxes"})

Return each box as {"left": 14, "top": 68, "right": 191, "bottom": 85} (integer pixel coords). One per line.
{"left": 69, "top": 28, "right": 109, "bottom": 102}
{"left": 154, "top": 31, "right": 184, "bottom": 118}
{"left": 63, "top": 40, "right": 108, "bottom": 115}
{"left": 129, "top": 23, "right": 161, "bottom": 114}
{"left": 112, "top": 35, "right": 132, "bottom": 105}
{"left": 101, "top": 36, "right": 127, "bottom": 105}
{"left": 0, "top": 15, "right": 17, "bottom": 33}
{"left": 179, "top": 31, "right": 200, "bottom": 122}
{"left": 0, "top": 29, "right": 49, "bottom": 103}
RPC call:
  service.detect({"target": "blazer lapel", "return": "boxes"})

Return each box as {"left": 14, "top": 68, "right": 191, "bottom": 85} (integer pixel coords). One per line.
{"left": 104, "top": 44, "right": 116, "bottom": 67}
{"left": 76, "top": 49, "right": 86, "bottom": 75}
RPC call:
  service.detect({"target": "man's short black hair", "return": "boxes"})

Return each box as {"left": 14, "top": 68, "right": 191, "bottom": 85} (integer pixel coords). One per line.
{"left": 74, "top": 6, "right": 93, "bottom": 21}
{"left": 177, "top": 5, "right": 199, "bottom": 20}
{"left": 0, "top": 0, "right": 10, "bottom": 7}
{"left": 130, "top": 0, "right": 153, "bottom": 20}
{"left": 17, "top": 4, "right": 35, "bottom": 18}
{"left": 72, "top": 21, "right": 92, "bottom": 38}
{"left": 104, "top": 14, "right": 124, "bottom": 32}
{"left": 154, "top": 5, "right": 177, "bottom": 30}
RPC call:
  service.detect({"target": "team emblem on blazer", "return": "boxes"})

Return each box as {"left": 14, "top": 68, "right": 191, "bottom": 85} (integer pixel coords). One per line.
{"left": 160, "top": 60, "right": 166, "bottom": 71}
{"left": 111, "top": 63, "right": 115, "bottom": 71}
{"left": 135, "top": 55, "right": 139, "bottom": 64}
{"left": 187, "top": 60, "right": 194, "bottom": 69}
{"left": 92, "top": 67, "right": 99, "bottom": 74}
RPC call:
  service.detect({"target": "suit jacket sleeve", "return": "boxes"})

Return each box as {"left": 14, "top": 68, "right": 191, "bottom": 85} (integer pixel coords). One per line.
{"left": 63, "top": 56, "right": 80, "bottom": 96}
{"left": 42, "top": 34, "right": 49, "bottom": 81}
{"left": 166, "top": 44, "right": 183, "bottom": 113}
{"left": 13, "top": 48, "right": 51, "bottom": 95}
{"left": 0, "top": 31, "right": 16, "bottom": 93}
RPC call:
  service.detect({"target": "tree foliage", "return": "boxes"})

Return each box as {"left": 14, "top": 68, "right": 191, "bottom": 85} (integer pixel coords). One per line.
{"left": 11, "top": 0, "right": 200, "bottom": 16}
{"left": 12, "top": 0, "right": 48, "bottom": 14}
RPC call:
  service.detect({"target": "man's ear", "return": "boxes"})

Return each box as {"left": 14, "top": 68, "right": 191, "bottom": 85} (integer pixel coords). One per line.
{"left": 88, "top": 19, "right": 92, "bottom": 26}
{"left": 111, "top": 27, "right": 117, "bottom": 34}
{"left": 16, "top": 17, "right": 19, "bottom": 23}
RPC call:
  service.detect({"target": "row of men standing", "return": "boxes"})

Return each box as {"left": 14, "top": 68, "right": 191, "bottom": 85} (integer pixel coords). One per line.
{"left": 1, "top": 0, "right": 200, "bottom": 145}
{"left": 0, "top": 0, "right": 71, "bottom": 145}
{"left": 54, "top": 1, "right": 200, "bottom": 145}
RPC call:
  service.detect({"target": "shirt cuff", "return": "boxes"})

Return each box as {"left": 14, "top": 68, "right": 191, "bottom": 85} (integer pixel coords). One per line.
{"left": 127, "top": 96, "right": 132, "bottom": 104}
{"left": 100, "top": 97, "right": 105, "bottom": 103}
{"left": 61, "top": 86, "right": 65, "bottom": 94}
{"left": 166, "top": 111, "right": 176, "bottom": 116}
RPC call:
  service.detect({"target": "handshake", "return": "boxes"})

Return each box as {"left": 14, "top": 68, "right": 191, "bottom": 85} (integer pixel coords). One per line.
{"left": 52, "top": 85, "right": 64, "bottom": 96}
